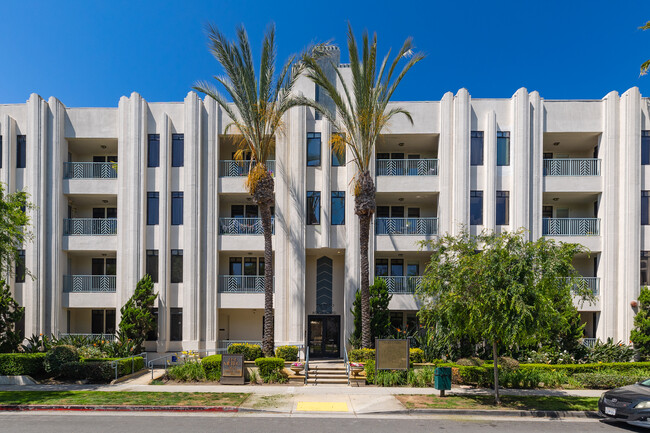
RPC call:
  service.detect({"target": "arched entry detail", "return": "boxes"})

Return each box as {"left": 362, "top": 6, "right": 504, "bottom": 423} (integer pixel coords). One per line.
{"left": 316, "top": 256, "right": 333, "bottom": 314}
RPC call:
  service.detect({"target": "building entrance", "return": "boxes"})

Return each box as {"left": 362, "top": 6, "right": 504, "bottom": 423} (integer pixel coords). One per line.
{"left": 308, "top": 315, "right": 340, "bottom": 358}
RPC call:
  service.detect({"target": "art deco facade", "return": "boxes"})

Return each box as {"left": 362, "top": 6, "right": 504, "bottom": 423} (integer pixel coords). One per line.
{"left": 1, "top": 52, "right": 648, "bottom": 355}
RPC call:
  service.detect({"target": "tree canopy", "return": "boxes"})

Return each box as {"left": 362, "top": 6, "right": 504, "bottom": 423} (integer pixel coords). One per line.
{"left": 351, "top": 278, "right": 392, "bottom": 347}
{"left": 119, "top": 274, "right": 157, "bottom": 353}
{"left": 0, "top": 182, "right": 32, "bottom": 279}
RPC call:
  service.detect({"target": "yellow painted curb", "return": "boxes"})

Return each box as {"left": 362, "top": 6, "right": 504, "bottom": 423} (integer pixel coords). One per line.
{"left": 295, "top": 402, "right": 349, "bottom": 412}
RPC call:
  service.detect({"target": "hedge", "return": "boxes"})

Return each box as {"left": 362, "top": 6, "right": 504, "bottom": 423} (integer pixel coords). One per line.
{"left": 202, "top": 355, "right": 222, "bottom": 381}
{"left": 0, "top": 353, "right": 47, "bottom": 376}
{"left": 82, "top": 357, "right": 145, "bottom": 376}
{"left": 275, "top": 346, "right": 299, "bottom": 361}
{"left": 60, "top": 361, "right": 114, "bottom": 383}
{"left": 44, "top": 345, "right": 79, "bottom": 375}
{"left": 228, "top": 343, "right": 262, "bottom": 361}
{"left": 349, "top": 348, "right": 426, "bottom": 364}
{"left": 255, "top": 357, "right": 286, "bottom": 383}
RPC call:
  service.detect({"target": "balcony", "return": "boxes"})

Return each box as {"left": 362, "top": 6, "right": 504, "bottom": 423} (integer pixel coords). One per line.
{"left": 543, "top": 159, "right": 600, "bottom": 176}
{"left": 218, "top": 275, "right": 273, "bottom": 293}
{"left": 59, "top": 333, "right": 116, "bottom": 342}
{"left": 64, "top": 218, "right": 117, "bottom": 236}
{"left": 64, "top": 162, "right": 117, "bottom": 179}
{"left": 571, "top": 276, "right": 600, "bottom": 296}
{"left": 542, "top": 218, "right": 600, "bottom": 236}
{"left": 219, "top": 217, "right": 274, "bottom": 235}
{"left": 219, "top": 160, "right": 275, "bottom": 177}
{"left": 376, "top": 217, "right": 438, "bottom": 236}
{"left": 376, "top": 159, "right": 438, "bottom": 176}
{"left": 63, "top": 275, "right": 116, "bottom": 293}
{"left": 377, "top": 276, "right": 423, "bottom": 294}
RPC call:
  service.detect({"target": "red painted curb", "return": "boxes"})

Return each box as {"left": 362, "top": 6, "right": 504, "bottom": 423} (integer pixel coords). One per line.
{"left": 0, "top": 405, "right": 240, "bottom": 413}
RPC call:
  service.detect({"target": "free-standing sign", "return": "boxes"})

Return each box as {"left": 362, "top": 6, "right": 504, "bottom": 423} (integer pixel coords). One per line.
{"left": 375, "top": 338, "right": 409, "bottom": 378}
{"left": 220, "top": 354, "right": 245, "bottom": 385}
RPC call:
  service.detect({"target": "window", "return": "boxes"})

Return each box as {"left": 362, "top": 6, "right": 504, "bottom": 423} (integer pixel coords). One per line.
{"left": 644, "top": 191, "right": 650, "bottom": 225}
{"left": 470, "top": 191, "right": 483, "bottom": 225}
{"left": 307, "top": 191, "right": 321, "bottom": 225}
{"left": 147, "top": 192, "right": 159, "bottom": 225}
{"left": 331, "top": 191, "right": 345, "bottom": 225}
{"left": 146, "top": 308, "right": 159, "bottom": 341}
{"left": 391, "top": 259, "right": 404, "bottom": 277}
{"left": 146, "top": 250, "right": 159, "bottom": 283}
{"left": 470, "top": 131, "right": 483, "bottom": 166}
{"left": 644, "top": 131, "right": 650, "bottom": 165}
{"left": 171, "top": 249, "right": 183, "bottom": 283}
{"left": 17, "top": 135, "right": 26, "bottom": 168}
{"left": 170, "top": 308, "right": 182, "bottom": 341}
{"left": 643, "top": 252, "right": 650, "bottom": 286}
{"left": 497, "top": 131, "right": 510, "bottom": 166}
{"left": 331, "top": 133, "right": 345, "bottom": 166}
{"left": 375, "top": 259, "right": 388, "bottom": 277}
{"left": 307, "top": 132, "right": 321, "bottom": 166}
{"left": 16, "top": 250, "right": 25, "bottom": 283}
{"left": 171, "top": 192, "right": 183, "bottom": 225}
{"left": 496, "top": 191, "right": 510, "bottom": 225}
{"left": 148, "top": 134, "right": 160, "bottom": 167}
{"left": 171, "top": 133, "right": 184, "bottom": 167}
{"left": 314, "top": 84, "right": 321, "bottom": 120}
{"left": 91, "top": 309, "right": 115, "bottom": 334}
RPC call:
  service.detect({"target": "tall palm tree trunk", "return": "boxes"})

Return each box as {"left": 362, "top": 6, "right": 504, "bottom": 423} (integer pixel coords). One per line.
{"left": 355, "top": 170, "right": 376, "bottom": 349}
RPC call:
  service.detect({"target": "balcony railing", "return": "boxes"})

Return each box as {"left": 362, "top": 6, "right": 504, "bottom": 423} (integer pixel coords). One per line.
{"left": 570, "top": 276, "right": 600, "bottom": 296}
{"left": 63, "top": 275, "right": 116, "bottom": 293}
{"left": 59, "top": 333, "right": 116, "bottom": 342}
{"left": 543, "top": 159, "right": 600, "bottom": 176}
{"left": 218, "top": 275, "right": 273, "bottom": 293}
{"left": 64, "top": 218, "right": 117, "bottom": 235}
{"left": 582, "top": 338, "right": 597, "bottom": 348}
{"left": 63, "top": 162, "right": 117, "bottom": 179}
{"left": 377, "top": 276, "right": 423, "bottom": 294}
{"left": 219, "top": 217, "right": 274, "bottom": 235}
{"left": 219, "top": 160, "right": 275, "bottom": 177}
{"left": 376, "top": 159, "right": 438, "bottom": 176}
{"left": 542, "top": 218, "right": 600, "bottom": 236}
{"left": 376, "top": 217, "right": 438, "bottom": 235}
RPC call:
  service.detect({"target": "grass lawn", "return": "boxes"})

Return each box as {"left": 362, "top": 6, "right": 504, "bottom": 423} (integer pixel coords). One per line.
{"left": 397, "top": 394, "right": 598, "bottom": 411}
{"left": 0, "top": 391, "right": 250, "bottom": 407}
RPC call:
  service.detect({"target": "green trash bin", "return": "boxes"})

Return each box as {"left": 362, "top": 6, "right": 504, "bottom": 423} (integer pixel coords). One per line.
{"left": 434, "top": 367, "right": 452, "bottom": 394}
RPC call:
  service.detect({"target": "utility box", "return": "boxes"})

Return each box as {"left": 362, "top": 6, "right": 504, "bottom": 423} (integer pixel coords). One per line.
{"left": 434, "top": 367, "right": 452, "bottom": 396}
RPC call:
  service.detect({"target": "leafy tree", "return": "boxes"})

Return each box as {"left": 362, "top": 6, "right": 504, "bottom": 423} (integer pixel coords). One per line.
{"left": 0, "top": 280, "right": 24, "bottom": 353}
{"left": 351, "top": 278, "right": 392, "bottom": 347}
{"left": 631, "top": 286, "right": 650, "bottom": 360}
{"left": 194, "top": 24, "right": 324, "bottom": 356}
{"left": 417, "top": 229, "right": 589, "bottom": 404}
{"left": 298, "top": 24, "right": 425, "bottom": 348}
{"left": 0, "top": 182, "right": 32, "bottom": 278}
{"left": 118, "top": 274, "right": 157, "bottom": 352}
{"left": 641, "top": 21, "right": 650, "bottom": 75}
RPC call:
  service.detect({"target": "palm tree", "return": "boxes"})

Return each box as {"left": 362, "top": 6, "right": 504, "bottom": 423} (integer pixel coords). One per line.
{"left": 297, "top": 24, "right": 424, "bottom": 348}
{"left": 194, "top": 24, "right": 322, "bottom": 356}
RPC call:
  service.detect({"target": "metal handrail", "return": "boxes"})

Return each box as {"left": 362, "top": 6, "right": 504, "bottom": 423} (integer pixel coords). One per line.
{"left": 64, "top": 162, "right": 117, "bottom": 179}
{"left": 147, "top": 349, "right": 221, "bottom": 379}
{"left": 305, "top": 345, "right": 309, "bottom": 385}
{"left": 542, "top": 218, "right": 600, "bottom": 236}
{"left": 219, "top": 160, "right": 275, "bottom": 177}
{"left": 219, "top": 217, "right": 275, "bottom": 235}
{"left": 63, "top": 275, "right": 117, "bottom": 293}
{"left": 63, "top": 218, "right": 117, "bottom": 236}
{"left": 344, "top": 345, "right": 350, "bottom": 386}
{"left": 110, "top": 352, "right": 147, "bottom": 381}
{"left": 375, "top": 217, "right": 438, "bottom": 236}
{"left": 218, "top": 275, "right": 273, "bottom": 293}
{"left": 376, "top": 276, "right": 423, "bottom": 294}
{"left": 376, "top": 158, "right": 438, "bottom": 176}
{"left": 543, "top": 158, "right": 600, "bottom": 176}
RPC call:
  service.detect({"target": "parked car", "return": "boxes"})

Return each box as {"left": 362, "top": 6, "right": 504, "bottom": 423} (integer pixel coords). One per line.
{"left": 599, "top": 379, "right": 650, "bottom": 427}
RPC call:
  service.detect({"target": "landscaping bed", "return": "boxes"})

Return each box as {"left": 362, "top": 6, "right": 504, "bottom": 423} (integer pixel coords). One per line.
{"left": 397, "top": 394, "right": 599, "bottom": 411}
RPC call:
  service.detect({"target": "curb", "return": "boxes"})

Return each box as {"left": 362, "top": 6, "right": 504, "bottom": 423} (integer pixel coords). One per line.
{"left": 365, "top": 408, "right": 601, "bottom": 418}
{"left": 0, "top": 405, "right": 241, "bottom": 413}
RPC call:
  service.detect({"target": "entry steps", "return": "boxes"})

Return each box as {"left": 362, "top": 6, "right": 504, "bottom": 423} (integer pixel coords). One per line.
{"left": 306, "top": 361, "right": 348, "bottom": 385}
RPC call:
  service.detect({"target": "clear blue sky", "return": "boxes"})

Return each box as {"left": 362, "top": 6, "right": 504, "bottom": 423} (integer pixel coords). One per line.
{"left": 1, "top": 0, "right": 649, "bottom": 106}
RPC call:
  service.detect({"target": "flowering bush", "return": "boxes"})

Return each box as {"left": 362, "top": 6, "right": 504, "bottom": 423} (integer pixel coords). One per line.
{"left": 291, "top": 362, "right": 304, "bottom": 368}
{"left": 349, "top": 362, "right": 364, "bottom": 368}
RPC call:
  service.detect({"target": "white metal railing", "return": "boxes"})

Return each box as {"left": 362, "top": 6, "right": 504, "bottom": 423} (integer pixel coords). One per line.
{"left": 218, "top": 275, "right": 273, "bottom": 293}
{"left": 59, "top": 333, "right": 116, "bottom": 341}
{"left": 63, "top": 275, "right": 116, "bottom": 293}
{"left": 570, "top": 276, "right": 600, "bottom": 296}
{"left": 376, "top": 159, "right": 438, "bottom": 176}
{"left": 217, "top": 340, "right": 262, "bottom": 351}
{"left": 377, "top": 276, "right": 423, "bottom": 294}
{"left": 219, "top": 160, "right": 275, "bottom": 177}
{"left": 543, "top": 159, "right": 600, "bottom": 176}
{"left": 63, "top": 162, "right": 117, "bottom": 179}
{"left": 64, "top": 218, "right": 117, "bottom": 235}
{"left": 582, "top": 338, "right": 597, "bottom": 348}
{"left": 376, "top": 217, "right": 438, "bottom": 235}
{"left": 219, "top": 217, "right": 274, "bottom": 235}
{"left": 542, "top": 218, "right": 600, "bottom": 236}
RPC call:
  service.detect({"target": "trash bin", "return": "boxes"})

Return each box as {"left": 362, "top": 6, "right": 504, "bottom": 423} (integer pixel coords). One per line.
{"left": 434, "top": 367, "right": 452, "bottom": 391}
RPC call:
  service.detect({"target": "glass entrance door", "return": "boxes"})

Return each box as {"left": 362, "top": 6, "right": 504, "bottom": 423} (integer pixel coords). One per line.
{"left": 308, "top": 315, "right": 340, "bottom": 358}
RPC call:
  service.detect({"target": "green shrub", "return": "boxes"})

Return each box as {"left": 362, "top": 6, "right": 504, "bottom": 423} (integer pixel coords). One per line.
{"left": 60, "top": 361, "right": 114, "bottom": 383}
{"left": 275, "top": 346, "right": 299, "bottom": 361}
{"left": 167, "top": 361, "right": 206, "bottom": 382}
{"left": 202, "top": 355, "right": 222, "bottom": 381}
{"left": 457, "top": 365, "right": 493, "bottom": 387}
{"left": 456, "top": 357, "right": 483, "bottom": 366}
{"left": 255, "top": 357, "right": 286, "bottom": 383}
{"left": 83, "top": 357, "right": 144, "bottom": 376}
{"left": 518, "top": 362, "right": 650, "bottom": 375}
{"left": 498, "top": 356, "right": 520, "bottom": 370}
{"left": 44, "top": 345, "right": 79, "bottom": 375}
{"left": 408, "top": 366, "right": 436, "bottom": 387}
{"left": 583, "top": 339, "right": 635, "bottom": 363}
{"left": 573, "top": 372, "right": 645, "bottom": 389}
{"left": 364, "top": 360, "right": 375, "bottom": 384}
{"left": 228, "top": 343, "right": 262, "bottom": 361}
{"left": 0, "top": 353, "right": 46, "bottom": 376}
{"left": 349, "top": 348, "right": 375, "bottom": 362}
{"left": 409, "top": 348, "right": 425, "bottom": 364}
{"left": 499, "top": 368, "right": 568, "bottom": 389}
{"left": 376, "top": 369, "right": 407, "bottom": 386}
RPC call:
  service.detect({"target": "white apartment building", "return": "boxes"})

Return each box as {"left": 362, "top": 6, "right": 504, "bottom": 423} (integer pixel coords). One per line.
{"left": 1, "top": 51, "right": 649, "bottom": 356}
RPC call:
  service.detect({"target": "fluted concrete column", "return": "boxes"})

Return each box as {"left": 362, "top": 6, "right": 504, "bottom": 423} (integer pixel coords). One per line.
{"left": 600, "top": 91, "right": 620, "bottom": 340}
{"left": 484, "top": 111, "right": 497, "bottom": 231}
{"left": 182, "top": 92, "right": 202, "bottom": 350}
{"left": 529, "top": 92, "right": 544, "bottom": 239}
{"left": 619, "top": 87, "right": 641, "bottom": 341}
{"left": 343, "top": 135, "right": 360, "bottom": 344}
{"left": 203, "top": 97, "right": 220, "bottom": 351}
{"left": 117, "top": 92, "right": 147, "bottom": 325}
{"left": 46, "top": 97, "right": 66, "bottom": 335}
{"left": 511, "top": 88, "right": 531, "bottom": 233}
{"left": 156, "top": 114, "right": 171, "bottom": 353}
{"left": 452, "top": 89, "right": 471, "bottom": 233}
{"left": 1, "top": 116, "right": 16, "bottom": 193}
{"left": 438, "top": 92, "right": 454, "bottom": 235}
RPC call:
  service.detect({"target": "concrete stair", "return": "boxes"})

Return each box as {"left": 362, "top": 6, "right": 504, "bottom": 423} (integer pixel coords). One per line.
{"left": 306, "top": 361, "right": 348, "bottom": 385}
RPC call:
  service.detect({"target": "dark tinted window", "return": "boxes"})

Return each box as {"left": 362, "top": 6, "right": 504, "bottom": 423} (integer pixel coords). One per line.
{"left": 375, "top": 259, "right": 388, "bottom": 277}
{"left": 105, "top": 310, "right": 116, "bottom": 334}
{"left": 146, "top": 250, "right": 159, "bottom": 283}
{"left": 146, "top": 308, "right": 159, "bottom": 341}
{"left": 15, "top": 250, "right": 25, "bottom": 283}
{"left": 471, "top": 131, "right": 483, "bottom": 166}
{"left": 148, "top": 134, "right": 160, "bottom": 167}
{"left": 147, "top": 192, "right": 159, "bottom": 225}
{"left": 171, "top": 134, "right": 184, "bottom": 167}
{"left": 331, "top": 133, "right": 345, "bottom": 166}
{"left": 497, "top": 131, "right": 510, "bottom": 166}
{"left": 170, "top": 308, "right": 182, "bottom": 341}
{"left": 307, "top": 191, "right": 321, "bottom": 225}
{"left": 171, "top": 192, "right": 183, "bottom": 225}
{"left": 642, "top": 252, "right": 650, "bottom": 286}
{"left": 17, "top": 135, "right": 26, "bottom": 168}
{"left": 91, "top": 310, "right": 104, "bottom": 334}
{"left": 470, "top": 191, "right": 483, "bottom": 225}
{"left": 331, "top": 191, "right": 345, "bottom": 225}
{"left": 643, "top": 131, "right": 650, "bottom": 165}
{"left": 644, "top": 191, "right": 650, "bottom": 225}
{"left": 496, "top": 191, "right": 509, "bottom": 225}
{"left": 307, "top": 132, "right": 321, "bottom": 166}
{"left": 171, "top": 249, "right": 183, "bottom": 283}
{"left": 391, "top": 259, "right": 404, "bottom": 277}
